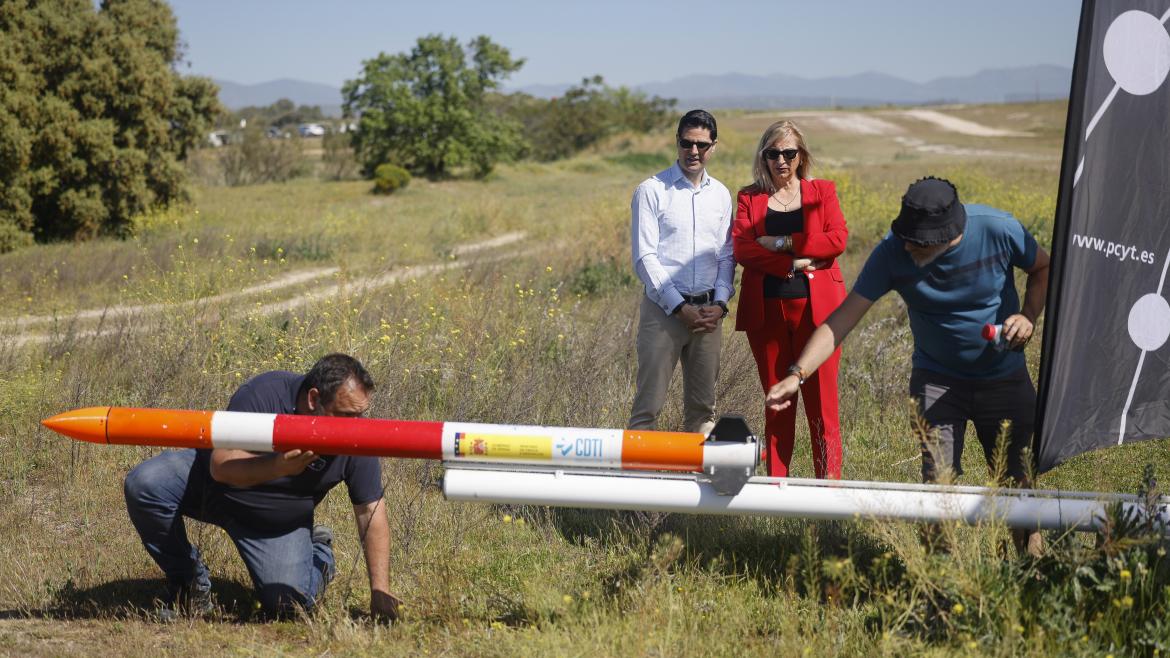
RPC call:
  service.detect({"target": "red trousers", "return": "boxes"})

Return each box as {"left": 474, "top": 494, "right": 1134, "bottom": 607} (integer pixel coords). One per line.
{"left": 746, "top": 296, "right": 842, "bottom": 479}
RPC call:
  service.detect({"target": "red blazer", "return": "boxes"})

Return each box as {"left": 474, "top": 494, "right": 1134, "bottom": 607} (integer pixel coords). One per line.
{"left": 733, "top": 178, "right": 848, "bottom": 332}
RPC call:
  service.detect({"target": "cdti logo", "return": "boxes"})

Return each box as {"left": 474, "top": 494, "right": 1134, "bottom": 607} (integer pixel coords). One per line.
{"left": 556, "top": 437, "right": 604, "bottom": 458}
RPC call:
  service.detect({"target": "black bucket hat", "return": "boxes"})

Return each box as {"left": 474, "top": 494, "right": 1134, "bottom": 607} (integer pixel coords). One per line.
{"left": 891, "top": 177, "right": 967, "bottom": 245}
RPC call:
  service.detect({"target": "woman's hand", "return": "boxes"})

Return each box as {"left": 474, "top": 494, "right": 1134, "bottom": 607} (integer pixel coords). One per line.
{"left": 793, "top": 258, "right": 830, "bottom": 272}
{"left": 756, "top": 235, "right": 781, "bottom": 252}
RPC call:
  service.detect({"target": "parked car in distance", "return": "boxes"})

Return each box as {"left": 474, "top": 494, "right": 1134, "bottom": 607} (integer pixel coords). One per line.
{"left": 298, "top": 123, "right": 326, "bottom": 137}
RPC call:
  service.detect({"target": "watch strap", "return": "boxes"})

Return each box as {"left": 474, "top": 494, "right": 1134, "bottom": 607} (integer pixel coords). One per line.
{"left": 786, "top": 364, "right": 807, "bottom": 385}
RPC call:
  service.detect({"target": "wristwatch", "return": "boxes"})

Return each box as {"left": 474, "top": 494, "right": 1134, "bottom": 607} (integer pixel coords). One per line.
{"left": 715, "top": 300, "right": 729, "bottom": 318}
{"left": 773, "top": 236, "right": 790, "bottom": 251}
{"left": 786, "top": 364, "right": 807, "bottom": 385}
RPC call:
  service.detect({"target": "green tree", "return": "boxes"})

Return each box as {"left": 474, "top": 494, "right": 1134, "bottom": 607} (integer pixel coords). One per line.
{"left": 0, "top": 0, "right": 220, "bottom": 250}
{"left": 342, "top": 34, "right": 524, "bottom": 179}
{"left": 494, "top": 76, "right": 676, "bottom": 162}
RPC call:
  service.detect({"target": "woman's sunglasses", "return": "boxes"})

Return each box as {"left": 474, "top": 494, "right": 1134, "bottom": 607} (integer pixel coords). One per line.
{"left": 763, "top": 148, "right": 800, "bottom": 161}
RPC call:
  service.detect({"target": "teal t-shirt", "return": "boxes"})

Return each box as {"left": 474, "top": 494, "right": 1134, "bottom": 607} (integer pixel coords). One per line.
{"left": 852, "top": 205, "right": 1038, "bottom": 379}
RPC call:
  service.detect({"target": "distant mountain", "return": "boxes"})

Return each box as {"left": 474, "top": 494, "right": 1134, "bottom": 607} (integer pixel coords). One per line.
{"left": 214, "top": 78, "right": 343, "bottom": 115}
{"left": 512, "top": 65, "right": 1071, "bottom": 108}
{"left": 215, "top": 65, "right": 1071, "bottom": 115}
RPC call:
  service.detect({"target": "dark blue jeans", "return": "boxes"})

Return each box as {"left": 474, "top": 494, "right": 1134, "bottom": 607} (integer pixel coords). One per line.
{"left": 124, "top": 449, "right": 334, "bottom": 615}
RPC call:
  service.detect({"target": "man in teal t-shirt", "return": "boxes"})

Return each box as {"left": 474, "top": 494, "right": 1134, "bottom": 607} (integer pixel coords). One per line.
{"left": 766, "top": 177, "right": 1050, "bottom": 555}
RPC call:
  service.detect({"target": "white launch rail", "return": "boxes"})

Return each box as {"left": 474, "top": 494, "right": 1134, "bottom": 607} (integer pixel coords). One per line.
{"left": 444, "top": 466, "right": 1170, "bottom": 532}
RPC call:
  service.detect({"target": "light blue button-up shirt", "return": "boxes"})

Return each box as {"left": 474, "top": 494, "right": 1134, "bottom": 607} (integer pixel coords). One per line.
{"left": 631, "top": 162, "right": 735, "bottom": 315}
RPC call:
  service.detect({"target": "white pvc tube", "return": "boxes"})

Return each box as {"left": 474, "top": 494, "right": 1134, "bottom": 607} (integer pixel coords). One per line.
{"left": 443, "top": 468, "right": 1168, "bottom": 532}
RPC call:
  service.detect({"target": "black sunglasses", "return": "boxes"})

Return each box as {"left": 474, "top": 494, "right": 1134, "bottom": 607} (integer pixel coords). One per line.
{"left": 678, "top": 138, "right": 714, "bottom": 152}
{"left": 763, "top": 148, "right": 800, "bottom": 161}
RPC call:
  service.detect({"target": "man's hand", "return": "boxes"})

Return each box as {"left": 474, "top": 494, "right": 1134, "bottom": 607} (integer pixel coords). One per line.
{"left": 210, "top": 448, "right": 318, "bottom": 487}
{"left": 677, "top": 304, "right": 716, "bottom": 333}
{"left": 766, "top": 375, "right": 801, "bottom": 411}
{"left": 693, "top": 304, "right": 723, "bottom": 333}
{"left": 1001, "top": 313, "right": 1035, "bottom": 349}
{"left": 371, "top": 589, "right": 403, "bottom": 623}
{"left": 274, "top": 449, "right": 318, "bottom": 477}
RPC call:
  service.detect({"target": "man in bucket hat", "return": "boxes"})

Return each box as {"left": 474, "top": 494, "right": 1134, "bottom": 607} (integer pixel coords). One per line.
{"left": 766, "top": 177, "right": 1050, "bottom": 556}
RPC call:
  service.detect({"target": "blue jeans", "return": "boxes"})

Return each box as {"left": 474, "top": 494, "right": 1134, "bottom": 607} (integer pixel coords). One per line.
{"left": 124, "top": 449, "right": 335, "bottom": 615}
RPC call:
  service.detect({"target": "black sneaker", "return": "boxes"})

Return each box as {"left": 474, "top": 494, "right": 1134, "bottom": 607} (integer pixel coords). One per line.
{"left": 311, "top": 524, "right": 334, "bottom": 548}
{"left": 154, "top": 580, "right": 214, "bottom": 622}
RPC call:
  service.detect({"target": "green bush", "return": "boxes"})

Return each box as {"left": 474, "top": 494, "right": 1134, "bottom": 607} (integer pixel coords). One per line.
{"left": 0, "top": 222, "right": 34, "bottom": 254}
{"left": 372, "top": 163, "right": 411, "bottom": 195}
{"left": 0, "top": 0, "right": 220, "bottom": 245}
{"left": 570, "top": 257, "right": 634, "bottom": 296}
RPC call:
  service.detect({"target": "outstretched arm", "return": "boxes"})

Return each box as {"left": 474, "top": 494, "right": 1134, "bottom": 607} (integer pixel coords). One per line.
{"left": 353, "top": 498, "right": 400, "bottom": 621}
{"left": 766, "top": 292, "right": 874, "bottom": 411}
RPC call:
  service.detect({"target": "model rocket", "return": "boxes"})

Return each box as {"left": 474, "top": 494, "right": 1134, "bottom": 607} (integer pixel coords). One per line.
{"left": 39, "top": 406, "right": 1170, "bottom": 532}
{"left": 41, "top": 406, "right": 759, "bottom": 474}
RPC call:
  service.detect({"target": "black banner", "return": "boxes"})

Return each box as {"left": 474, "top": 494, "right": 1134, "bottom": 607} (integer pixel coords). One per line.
{"left": 1037, "top": 0, "right": 1170, "bottom": 471}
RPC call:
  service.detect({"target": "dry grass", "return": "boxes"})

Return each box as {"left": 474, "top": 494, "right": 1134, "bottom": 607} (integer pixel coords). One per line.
{"left": 0, "top": 101, "right": 1167, "bottom": 655}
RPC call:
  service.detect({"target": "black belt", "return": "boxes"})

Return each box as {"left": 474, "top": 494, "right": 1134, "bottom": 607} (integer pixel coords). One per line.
{"left": 680, "top": 289, "right": 715, "bottom": 304}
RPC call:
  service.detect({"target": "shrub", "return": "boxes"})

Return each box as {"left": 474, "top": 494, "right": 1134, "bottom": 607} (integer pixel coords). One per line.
{"left": 570, "top": 257, "right": 634, "bottom": 296}
{"left": 218, "top": 129, "right": 306, "bottom": 187}
{"left": 0, "top": 222, "right": 34, "bottom": 254}
{"left": 373, "top": 163, "right": 411, "bottom": 195}
{"left": 321, "top": 132, "right": 360, "bottom": 181}
{"left": 498, "top": 76, "right": 676, "bottom": 162}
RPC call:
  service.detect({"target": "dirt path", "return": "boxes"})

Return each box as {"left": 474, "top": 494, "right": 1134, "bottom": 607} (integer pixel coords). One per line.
{"left": 11, "top": 267, "right": 339, "bottom": 329}
{"left": 768, "top": 107, "right": 1031, "bottom": 140}
{"left": 890, "top": 135, "right": 1046, "bottom": 159}
{"left": 898, "top": 109, "right": 1031, "bottom": 137}
{"left": 781, "top": 111, "right": 905, "bottom": 136}
{"left": 5, "top": 231, "right": 527, "bottom": 347}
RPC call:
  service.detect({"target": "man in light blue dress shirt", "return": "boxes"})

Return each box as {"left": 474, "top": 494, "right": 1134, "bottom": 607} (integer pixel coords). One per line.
{"left": 628, "top": 109, "right": 735, "bottom": 434}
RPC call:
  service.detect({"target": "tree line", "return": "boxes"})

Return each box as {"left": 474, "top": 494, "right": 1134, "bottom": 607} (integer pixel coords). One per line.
{"left": 0, "top": 3, "right": 671, "bottom": 252}
{"left": 342, "top": 35, "right": 675, "bottom": 180}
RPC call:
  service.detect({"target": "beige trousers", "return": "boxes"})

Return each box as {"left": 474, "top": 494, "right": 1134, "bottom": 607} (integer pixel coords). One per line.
{"left": 628, "top": 295, "right": 722, "bottom": 434}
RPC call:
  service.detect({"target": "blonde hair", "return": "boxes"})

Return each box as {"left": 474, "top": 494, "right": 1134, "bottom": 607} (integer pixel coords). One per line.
{"left": 750, "top": 120, "right": 814, "bottom": 193}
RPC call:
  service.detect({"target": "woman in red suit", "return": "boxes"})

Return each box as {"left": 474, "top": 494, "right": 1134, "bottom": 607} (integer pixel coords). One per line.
{"left": 733, "top": 120, "right": 847, "bottom": 478}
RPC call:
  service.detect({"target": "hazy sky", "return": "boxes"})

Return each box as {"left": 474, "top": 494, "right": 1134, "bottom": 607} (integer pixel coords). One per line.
{"left": 167, "top": 0, "right": 1083, "bottom": 88}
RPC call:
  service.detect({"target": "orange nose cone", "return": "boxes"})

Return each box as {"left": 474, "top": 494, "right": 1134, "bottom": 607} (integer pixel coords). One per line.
{"left": 41, "top": 406, "right": 112, "bottom": 444}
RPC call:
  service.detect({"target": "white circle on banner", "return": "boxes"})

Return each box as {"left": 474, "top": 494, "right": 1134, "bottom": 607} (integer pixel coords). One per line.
{"left": 1103, "top": 10, "right": 1170, "bottom": 96}
{"left": 1128, "top": 293, "right": 1170, "bottom": 351}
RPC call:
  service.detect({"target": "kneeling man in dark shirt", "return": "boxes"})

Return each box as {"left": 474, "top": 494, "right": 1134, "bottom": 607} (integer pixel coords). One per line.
{"left": 124, "top": 353, "right": 399, "bottom": 620}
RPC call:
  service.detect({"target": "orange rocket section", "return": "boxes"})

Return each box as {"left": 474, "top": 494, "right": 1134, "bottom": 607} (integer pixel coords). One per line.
{"left": 620, "top": 429, "right": 704, "bottom": 471}
{"left": 41, "top": 406, "right": 112, "bottom": 443}
{"left": 105, "top": 407, "right": 215, "bottom": 448}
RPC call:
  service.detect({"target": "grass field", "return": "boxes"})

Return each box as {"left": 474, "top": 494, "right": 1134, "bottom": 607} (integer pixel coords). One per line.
{"left": 2, "top": 101, "right": 1169, "bottom": 656}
